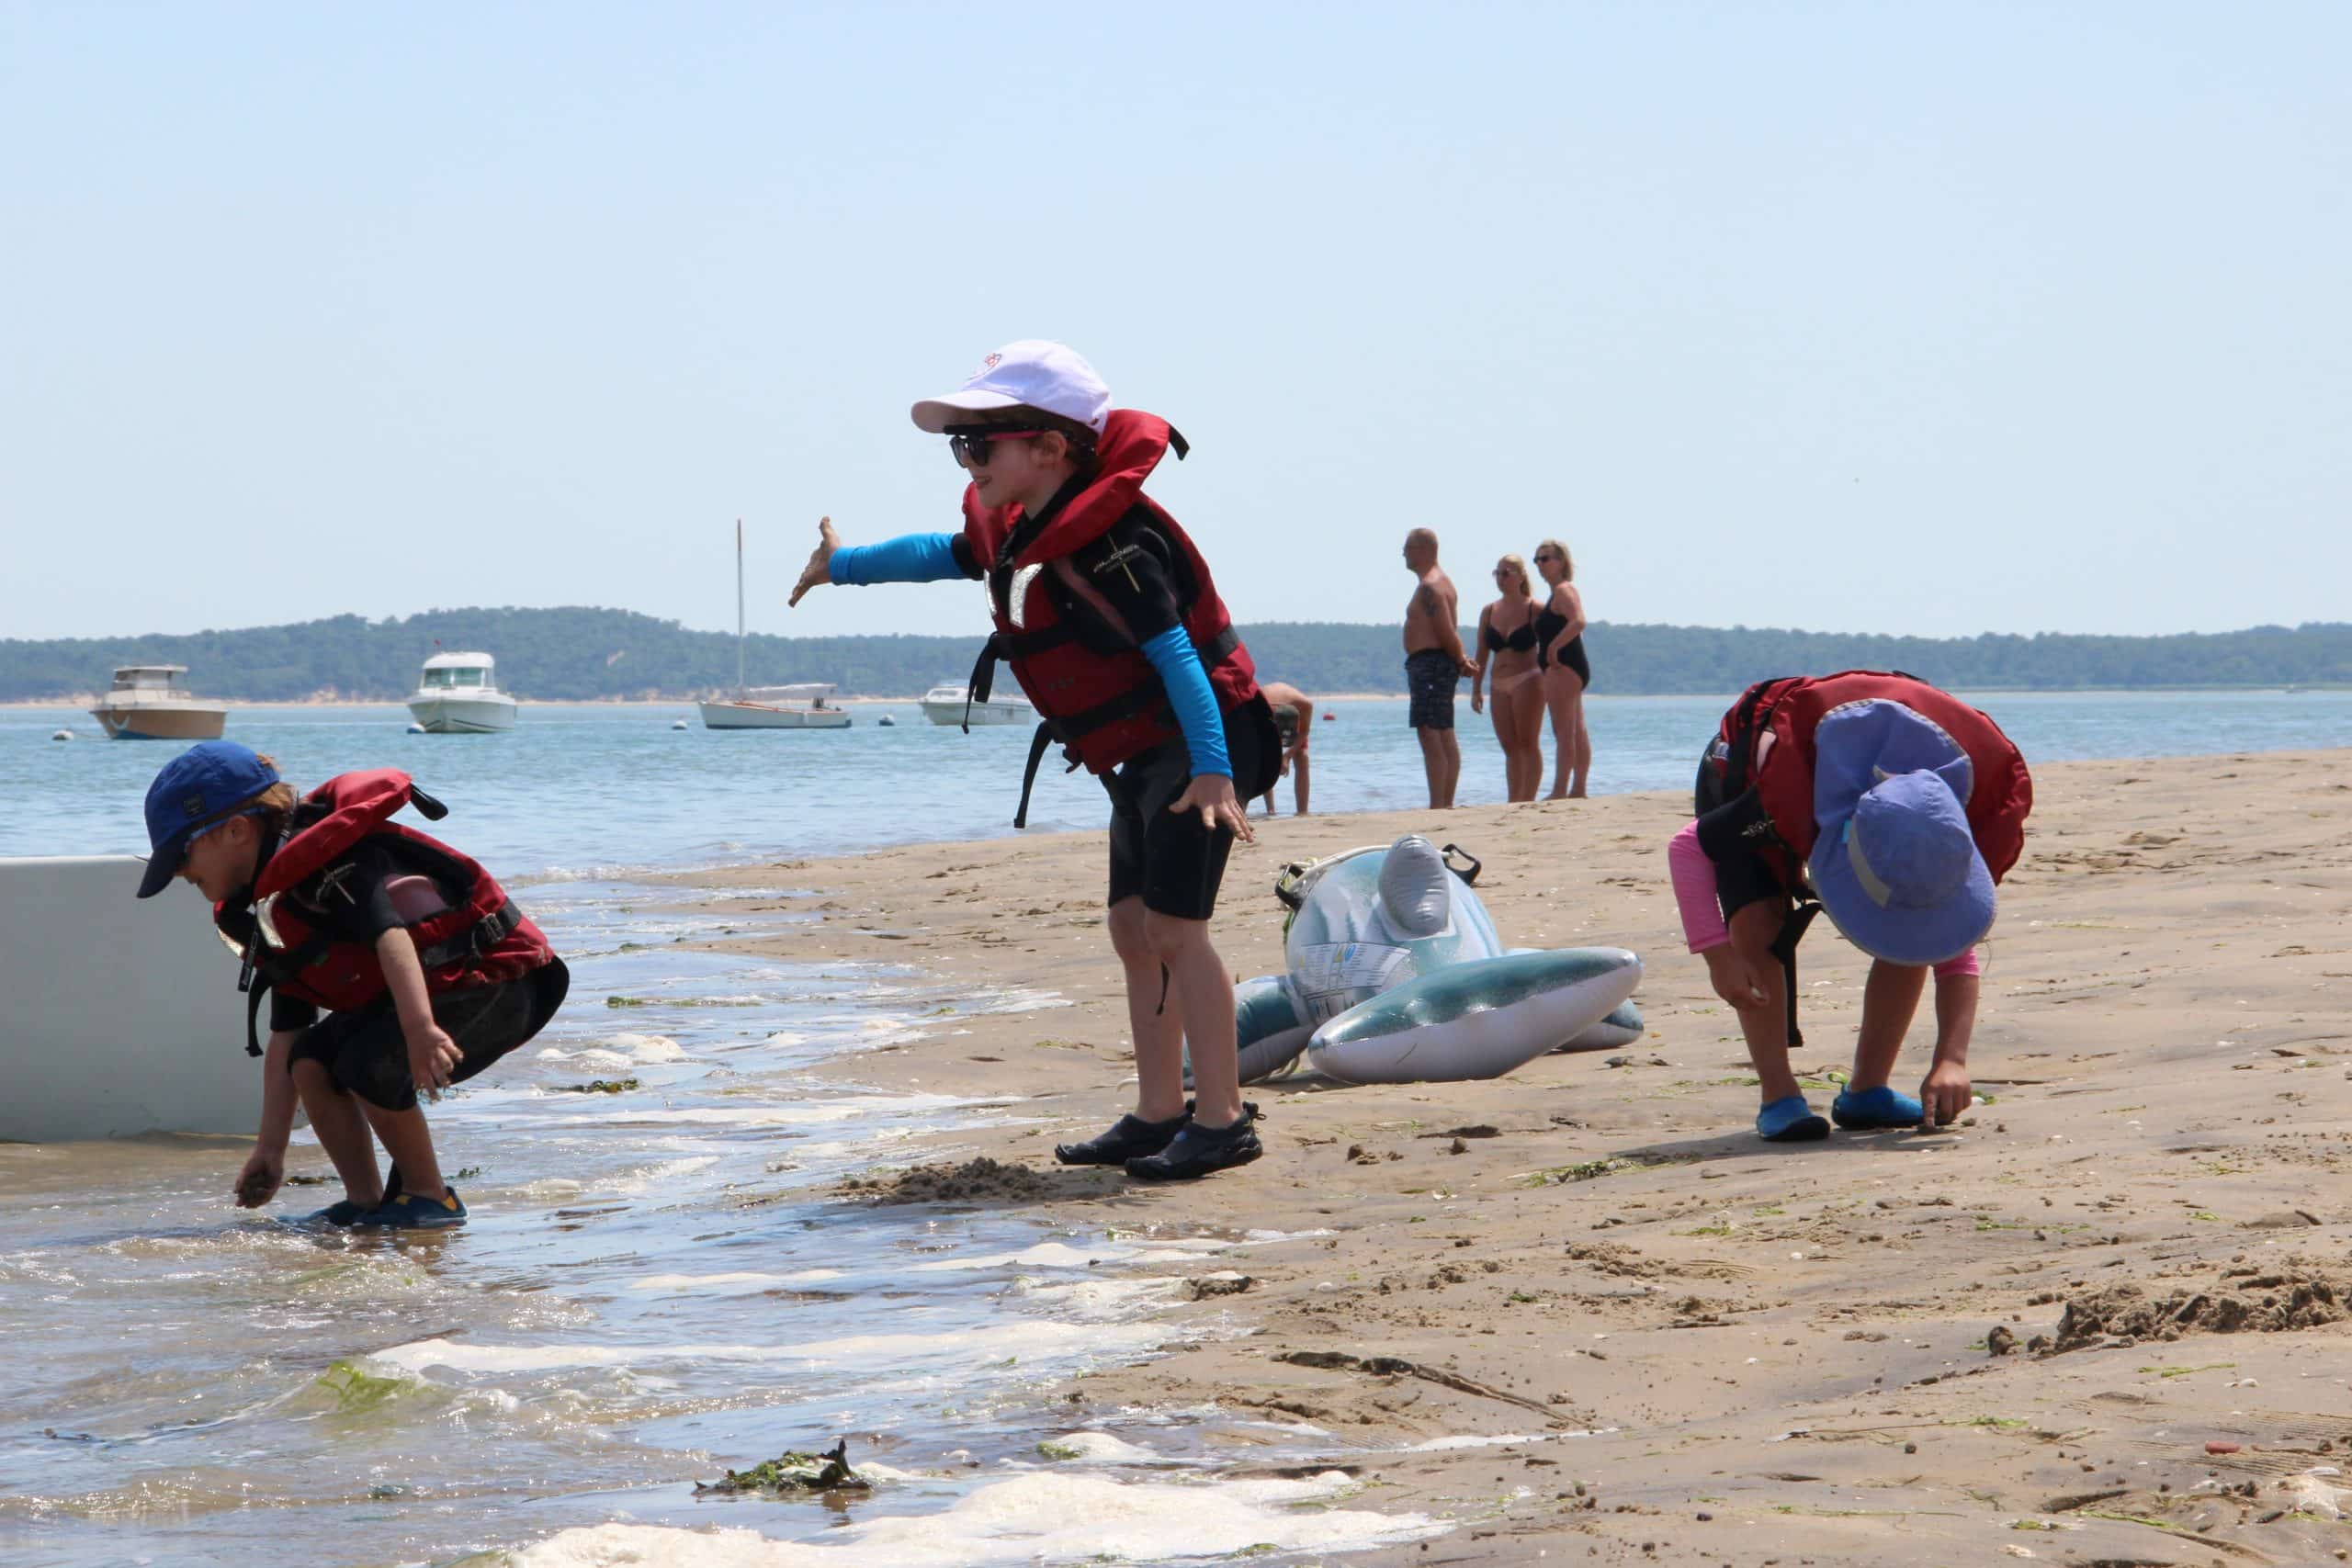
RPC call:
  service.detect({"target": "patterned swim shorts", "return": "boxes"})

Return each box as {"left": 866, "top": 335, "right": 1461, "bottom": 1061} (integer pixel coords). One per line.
{"left": 1406, "top": 649, "right": 1460, "bottom": 731}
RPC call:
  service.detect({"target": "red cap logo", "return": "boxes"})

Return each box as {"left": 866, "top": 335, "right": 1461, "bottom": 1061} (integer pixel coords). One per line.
{"left": 978, "top": 353, "right": 1001, "bottom": 374}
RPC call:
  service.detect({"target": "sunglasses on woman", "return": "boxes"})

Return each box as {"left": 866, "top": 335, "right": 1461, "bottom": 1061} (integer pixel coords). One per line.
{"left": 946, "top": 428, "right": 1050, "bottom": 468}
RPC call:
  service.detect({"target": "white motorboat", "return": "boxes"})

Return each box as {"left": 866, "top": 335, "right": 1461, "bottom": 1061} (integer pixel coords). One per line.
{"left": 699, "top": 520, "right": 851, "bottom": 731}
{"left": 88, "top": 665, "right": 229, "bottom": 740}
{"left": 0, "top": 856, "right": 255, "bottom": 1140}
{"left": 920, "top": 681, "right": 1034, "bottom": 728}
{"left": 700, "top": 682, "right": 853, "bottom": 730}
{"left": 405, "top": 651, "right": 519, "bottom": 733}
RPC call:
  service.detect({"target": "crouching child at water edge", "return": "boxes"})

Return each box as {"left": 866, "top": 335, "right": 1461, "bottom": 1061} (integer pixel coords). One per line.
{"left": 1666, "top": 672, "right": 2032, "bottom": 1141}
{"left": 139, "top": 741, "right": 570, "bottom": 1227}
{"left": 790, "top": 340, "right": 1283, "bottom": 1180}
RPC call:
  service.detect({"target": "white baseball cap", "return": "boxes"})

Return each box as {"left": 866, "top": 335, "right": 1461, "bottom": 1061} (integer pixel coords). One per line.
{"left": 910, "top": 340, "right": 1112, "bottom": 434}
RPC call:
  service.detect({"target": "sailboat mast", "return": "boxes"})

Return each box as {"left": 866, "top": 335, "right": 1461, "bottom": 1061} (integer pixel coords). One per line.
{"left": 735, "top": 518, "right": 745, "bottom": 696}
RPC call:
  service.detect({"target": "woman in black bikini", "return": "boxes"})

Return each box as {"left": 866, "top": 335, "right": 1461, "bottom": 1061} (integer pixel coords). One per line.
{"left": 1469, "top": 553, "right": 1546, "bottom": 801}
{"left": 1533, "top": 537, "right": 1592, "bottom": 799}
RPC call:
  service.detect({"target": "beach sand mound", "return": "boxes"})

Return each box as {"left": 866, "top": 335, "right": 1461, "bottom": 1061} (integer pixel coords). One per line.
{"left": 842, "top": 1156, "right": 1059, "bottom": 1205}
{"left": 2048, "top": 1260, "right": 2349, "bottom": 1352}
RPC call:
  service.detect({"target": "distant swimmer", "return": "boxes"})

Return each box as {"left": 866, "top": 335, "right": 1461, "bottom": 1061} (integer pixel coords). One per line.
{"left": 1254, "top": 680, "right": 1317, "bottom": 816}
{"left": 789, "top": 340, "right": 1282, "bottom": 1181}
{"left": 1532, "top": 537, "right": 1593, "bottom": 799}
{"left": 1470, "top": 553, "right": 1545, "bottom": 802}
{"left": 1668, "top": 673, "right": 2032, "bottom": 1142}
{"left": 1400, "top": 528, "right": 1478, "bottom": 809}
{"left": 136, "top": 742, "right": 570, "bottom": 1228}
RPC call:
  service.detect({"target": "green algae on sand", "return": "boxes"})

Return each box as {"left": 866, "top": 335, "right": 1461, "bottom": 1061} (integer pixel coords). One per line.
{"left": 697, "top": 1438, "right": 872, "bottom": 1496}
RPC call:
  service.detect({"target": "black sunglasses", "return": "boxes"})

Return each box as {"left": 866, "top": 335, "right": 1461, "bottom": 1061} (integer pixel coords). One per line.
{"left": 946, "top": 427, "right": 1049, "bottom": 468}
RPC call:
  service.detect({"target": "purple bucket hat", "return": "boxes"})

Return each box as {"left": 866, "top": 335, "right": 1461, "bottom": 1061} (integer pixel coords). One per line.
{"left": 1805, "top": 700, "right": 1995, "bottom": 965}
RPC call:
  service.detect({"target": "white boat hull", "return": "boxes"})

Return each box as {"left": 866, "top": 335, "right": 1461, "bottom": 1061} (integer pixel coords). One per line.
{"left": 921, "top": 696, "right": 1033, "bottom": 728}
{"left": 699, "top": 700, "right": 851, "bottom": 730}
{"left": 89, "top": 702, "right": 229, "bottom": 740}
{"left": 0, "top": 857, "right": 255, "bottom": 1141}
{"left": 405, "top": 694, "right": 518, "bottom": 733}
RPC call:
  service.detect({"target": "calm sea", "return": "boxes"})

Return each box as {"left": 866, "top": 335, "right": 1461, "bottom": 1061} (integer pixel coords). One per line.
{"left": 0, "top": 687, "right": 2344, "bottom": 1568}
{"left": 4, "top": 689, "right": 2345, "bottom": 875}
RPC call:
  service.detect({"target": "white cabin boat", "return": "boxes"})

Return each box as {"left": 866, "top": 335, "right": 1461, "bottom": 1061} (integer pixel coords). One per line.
{"left": 88, "top": 665, "right": 229, "bottom": 740}
{"left": 405, "top": 651, "right": 518, "bottom": 733}
{"left": 700, "top": 520, "right": 851, "bottom": 731}
{"left": 0, "top": 856, "right": 255, "bottom": 1140}
{"left": 920, "top": 681, "right": 1034, "bottom": 728}
{"left": 700, "top": 682, "right": 852, "bottom": 730}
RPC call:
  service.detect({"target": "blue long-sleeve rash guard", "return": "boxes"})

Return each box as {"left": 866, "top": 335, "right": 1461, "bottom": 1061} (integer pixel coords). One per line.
{"left": 831, "top": 532, "right": 1229, "bottom": 779}
{"left": 828, "top": 532, "right": 970, "bottom": 586}
{"left": 1139, "top": 624, "right": 1230, "bottom": 780}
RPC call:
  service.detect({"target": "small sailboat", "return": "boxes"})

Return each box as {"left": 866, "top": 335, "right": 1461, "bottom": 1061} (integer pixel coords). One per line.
{"left": 405, "top": 651, "right": 518, "bottom": 733}
{"left": 699, "top": 520, "right": 852, "bottom": 731}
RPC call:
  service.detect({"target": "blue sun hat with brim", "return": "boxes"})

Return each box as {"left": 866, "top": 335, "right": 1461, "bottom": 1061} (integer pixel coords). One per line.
{"left": 1806, "top": 700, "right": 1995, "bottom": 965}
{"left": 138, "top": 740, "right": 278, "bottom": 897}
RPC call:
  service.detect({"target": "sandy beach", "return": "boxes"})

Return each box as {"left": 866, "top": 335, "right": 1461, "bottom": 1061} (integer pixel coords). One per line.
{"left": 660, "top": 749, "right": 2352, "bottom": 1565}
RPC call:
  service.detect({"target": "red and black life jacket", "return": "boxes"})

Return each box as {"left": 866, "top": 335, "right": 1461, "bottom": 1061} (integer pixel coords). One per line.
{"left": 215, "top": 770, "right": 551, "bottom": 1055}
{"left": 1709, "top": 670, "right": 2032, "bottom": 893}
{"left": 960, "top": 410, "right": 1260, "bottom": 825}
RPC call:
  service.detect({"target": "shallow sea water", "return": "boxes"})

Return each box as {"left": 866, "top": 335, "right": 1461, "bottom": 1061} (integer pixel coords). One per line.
{"left": 0, "top": 883, "right": 1448, "bottom": 1567}
{"left": 6, "top": 689, "right": 2346, "bottom": 876}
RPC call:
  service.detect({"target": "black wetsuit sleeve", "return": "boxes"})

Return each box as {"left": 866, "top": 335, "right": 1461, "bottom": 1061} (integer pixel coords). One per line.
{"left": 950, "top": 533, "right": 983, "bottom": 580}
{"left": 1070, "top": 510, "right": 1184, "bottom": 642}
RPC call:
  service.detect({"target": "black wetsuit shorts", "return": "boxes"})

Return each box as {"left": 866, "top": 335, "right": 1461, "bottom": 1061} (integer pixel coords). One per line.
{"left": 1105, "top": 697, "right": 1277, "bottom": 921}
{"left": 287, "top": 957, "right": 571, "bottom": 1112}
{"left": 1692, "top": 746, "right": 1790, "bottom": 925}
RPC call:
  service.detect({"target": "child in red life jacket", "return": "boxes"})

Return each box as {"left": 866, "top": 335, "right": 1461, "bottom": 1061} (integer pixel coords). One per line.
{"left": 789, "top": 340, "right": 1283, "bottom": 1181}
{"left": 138, "top": 742, "right": 569, "bottom": 1227}
{"left": 1666, "top": 673, "right": 2032, "bottom": 1141}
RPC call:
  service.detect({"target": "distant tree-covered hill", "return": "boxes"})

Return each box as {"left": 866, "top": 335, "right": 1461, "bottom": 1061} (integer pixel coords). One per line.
{"left": 5, "top": 608, "right": 2347, "bottom": 702}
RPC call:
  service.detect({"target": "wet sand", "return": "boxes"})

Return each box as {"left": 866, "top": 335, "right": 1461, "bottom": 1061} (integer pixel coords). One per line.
{"left": 675, "top": 749, "right": 2352, "bottom": 1565}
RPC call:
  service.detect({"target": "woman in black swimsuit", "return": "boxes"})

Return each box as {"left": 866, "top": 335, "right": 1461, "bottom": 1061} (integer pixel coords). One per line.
{"left": 1533, "top": 537, "right": 1592, "bottom": 798}
{"left": 1470, "top": 553, "right": 1546, "bottom": 801}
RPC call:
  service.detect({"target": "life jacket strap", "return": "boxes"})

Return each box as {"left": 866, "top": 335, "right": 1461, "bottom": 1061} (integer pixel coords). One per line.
{"left": 415, "top": 898, "right": 524, "bottom": 969}
{"left": 1012, "top": 722, "right": 1057, "bottom": 829}
{"left": 244, "top": 978, "right": 267, "bottom": 1058}
{"left": 1771, "top": 899, "right": 1824, "bottom": 1047}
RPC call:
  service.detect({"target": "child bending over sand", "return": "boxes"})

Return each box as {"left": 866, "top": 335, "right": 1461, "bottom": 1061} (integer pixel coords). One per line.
{"left": 139, "top": 742, "right": 569, "bottom": 1226}
{"left": 1668, "top": 673, "right": 2032, "bottom": 1141}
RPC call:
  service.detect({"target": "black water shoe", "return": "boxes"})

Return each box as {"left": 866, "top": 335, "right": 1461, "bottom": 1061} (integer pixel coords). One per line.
{"left": 1055, "top": 1111, "right": 1189, "bottom": 1167}
{"left": 1125, "top": 1111, "right": 1262, "bottom": 1182}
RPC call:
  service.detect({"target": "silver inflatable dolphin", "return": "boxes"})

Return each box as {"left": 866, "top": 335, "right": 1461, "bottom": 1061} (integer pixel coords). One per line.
{"left": 1198, "top": 835, "right": 1644, "bottom": 1087}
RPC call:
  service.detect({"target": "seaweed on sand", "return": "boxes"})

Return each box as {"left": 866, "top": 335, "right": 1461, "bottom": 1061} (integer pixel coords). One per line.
{"left": 697, "top": 1438, "right": 873, "bottom": 1496}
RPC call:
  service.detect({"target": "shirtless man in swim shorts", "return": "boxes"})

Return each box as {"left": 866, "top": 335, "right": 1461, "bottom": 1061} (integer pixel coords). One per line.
{"left": 1254, "top": 680, "right": 1316, "bottom": 817}
{"left": 1401, "top": 528, "right": 1477, "bottom": 809}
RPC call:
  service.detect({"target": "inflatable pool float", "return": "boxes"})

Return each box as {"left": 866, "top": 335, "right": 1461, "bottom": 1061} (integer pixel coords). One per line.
{"left": 1193, "top": 835, "right": 1644, "bottom": 1087}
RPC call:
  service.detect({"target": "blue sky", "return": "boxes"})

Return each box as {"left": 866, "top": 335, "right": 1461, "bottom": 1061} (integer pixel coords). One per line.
{"left": 4, "top": 2, "right": 2345, "bottom": 644}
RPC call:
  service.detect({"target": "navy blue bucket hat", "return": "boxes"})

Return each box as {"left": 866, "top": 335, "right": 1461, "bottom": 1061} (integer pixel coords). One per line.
{"left": 138, "top": 740, "right": 279, "bottom": 897}
{"left": 1805, "top": 700, "right": 1996, "bottom": 965}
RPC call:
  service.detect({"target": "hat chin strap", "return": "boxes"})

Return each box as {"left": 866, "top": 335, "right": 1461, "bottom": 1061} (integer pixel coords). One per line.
{"left": 1844, "top": 818, "right": 1896, "bottom": 908}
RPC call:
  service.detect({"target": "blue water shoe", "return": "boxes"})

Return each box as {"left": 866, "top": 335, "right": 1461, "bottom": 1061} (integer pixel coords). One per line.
{"left": 1756, "top": 1096, "right": 1830, "bottom": 1143}
{"left": 1832, "top": 1086, "right": 1926, "bottom": 1130}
